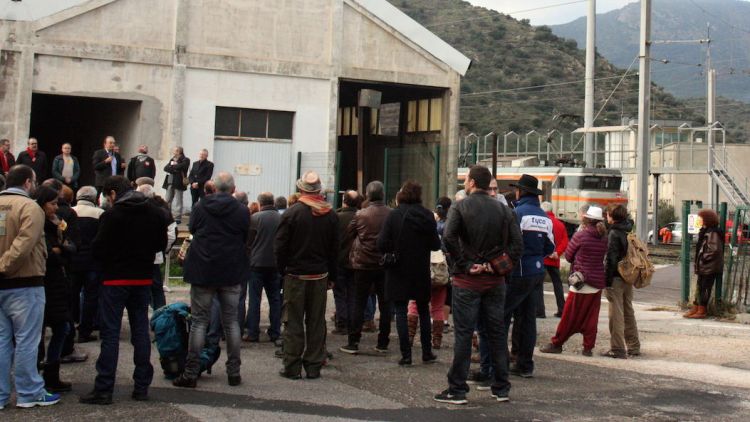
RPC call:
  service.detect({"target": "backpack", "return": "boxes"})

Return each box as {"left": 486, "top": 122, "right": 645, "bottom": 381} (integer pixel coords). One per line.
{"left": 430, "top": 250, "right": 450, "bottom": 287}
{"left": 150, "top": 302, "right": 191, "bottom": 379}
{"left": 617, "top": 233, "right": 655, "bottom": 289}
{"left": 150, "top": 302, "right": 222, "bottom": 379}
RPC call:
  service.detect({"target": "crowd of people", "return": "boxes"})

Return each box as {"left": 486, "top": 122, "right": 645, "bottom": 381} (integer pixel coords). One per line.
{"left": 0, "top": 150, "right": 723, "bottom": 409}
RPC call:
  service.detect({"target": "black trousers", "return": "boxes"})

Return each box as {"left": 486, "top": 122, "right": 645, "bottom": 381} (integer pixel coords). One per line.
{"left": 190, "top": 187, "right": 204, "bottom": 206}
{"left": 347, "top": 269, "right": 391, "bottom": 348}
{"left": 697, "top": 274, "right": 719, "bottom": 306}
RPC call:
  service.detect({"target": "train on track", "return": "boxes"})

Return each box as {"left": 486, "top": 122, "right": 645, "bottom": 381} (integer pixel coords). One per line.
{"left": 457, "top": 166, "right": 628, "bottom": 227}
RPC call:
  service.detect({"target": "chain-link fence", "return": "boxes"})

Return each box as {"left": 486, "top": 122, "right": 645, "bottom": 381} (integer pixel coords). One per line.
{"left": 723, "top": 206, "right": 750, "bottom": 313}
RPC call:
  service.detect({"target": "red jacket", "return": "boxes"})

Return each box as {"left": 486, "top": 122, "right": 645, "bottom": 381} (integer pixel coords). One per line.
{"left": 544, "top": 211, "right": 569, "bottom": 268}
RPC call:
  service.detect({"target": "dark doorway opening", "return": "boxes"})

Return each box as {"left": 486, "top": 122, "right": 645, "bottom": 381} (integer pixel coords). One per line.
{"left": 337, "top": 80, "right": 446, "bottom": 206}
{"left": 29, "top": 93, "right": 141, "bottom": 187}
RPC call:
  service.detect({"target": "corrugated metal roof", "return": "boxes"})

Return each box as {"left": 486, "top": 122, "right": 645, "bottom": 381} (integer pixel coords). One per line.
{"left": 352, "top": 0, "right": 472, "bottom": 76}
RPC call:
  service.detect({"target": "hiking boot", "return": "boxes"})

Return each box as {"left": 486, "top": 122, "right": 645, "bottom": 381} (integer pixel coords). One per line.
{"left": 433, "top": 389, "right": 468, "bottom": 405}
{"left": 683, "top": 305, "right": 699, "bottom": 318}
{"left": 18, "top": 392, "right": 61, "bottom": 408}
{"left": 60, "top": 349, "right": 88, "bottom": 364}
{"left": 79, "top": 390, "right": 112, "bottom": 405}
{"left": 172, "top": 374, "right": 197, "bottom": 388}
{"left": 687, "top": 306, "right": 707, "bottom": 319}
{"left": 539, "top": 343, "right": 563, "bottom": 354}
{"left": 601, "top": 350, "right": 627, "bottom": 359}
{"left": 339, "top": 344, "right": 359, "bottom": 354}
{"left": 431, "top": 320, "right": 444, "bottom": 349}
{"left": 228, "top": 375, "right": 242, "bottom": 386}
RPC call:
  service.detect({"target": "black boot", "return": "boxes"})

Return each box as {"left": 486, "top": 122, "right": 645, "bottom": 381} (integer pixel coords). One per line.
{"left": 43, "top": 362, "right": 72, "bottom": 393}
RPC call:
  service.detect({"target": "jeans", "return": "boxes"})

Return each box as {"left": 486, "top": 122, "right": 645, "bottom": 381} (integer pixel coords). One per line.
{"left": 546, "top": 266, "right": 566, "bottom": 315}
{"left": 333, "top": 267, "right": 355, "bottom": 328}
{"left": 282, "top": 276, "right": 328, "bottom": 375}
{"left": 348, "top": 270, "right": 391, "bottom": 348}
{"left": 46, "top": 321, "right": 72, "bottom": 364}
{"left": 164, "top": 186, "right": 184, "bottom": 221}
{"left": 477, "top": 311, "right": 494, "bottom": 378}
{"left": 151, "top": 265, "right": 166, "bottom": 310}
{"left": 76, "top": 271, "right": 100, "bottom": 337}
{"left": 504, "top": 275, "right": 544, "bottom": 374}
{"left": 245, "top": 268, "right": 282, "bottom": 340}
{"left": 185, "top": 284, "right": 242, "bottom": 379}
{"left": 0, "top": 287, "right": 47, "bottom": 405}
{"left": 94, "top": 285, "right": 153, "bottom": 394}
{"left": 394, "top": 300, "right": 431, "bottom": 359}
{"left": 447, "top": 284, "right": 509, "bottom": 396}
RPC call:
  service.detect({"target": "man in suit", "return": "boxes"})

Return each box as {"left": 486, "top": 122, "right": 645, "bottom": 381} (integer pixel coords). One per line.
{"left": 188, "top": 149, "right": 214, "bottom": 206}
{"left": 16, "top": 138, "right": 48, "bottom": 181}
{"left": 92, "top": 136, "right": 124, "bottom": 196}
{"left": 127, "top": 145, "right": 156, "bottom": 184}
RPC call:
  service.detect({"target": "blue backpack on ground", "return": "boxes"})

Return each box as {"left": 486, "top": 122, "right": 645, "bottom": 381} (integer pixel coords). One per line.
{"left": 151, "top": 302, "right": 191, "bottom": 379}
{"left": 150, "top": 302, "right": 222, "bottom": 379}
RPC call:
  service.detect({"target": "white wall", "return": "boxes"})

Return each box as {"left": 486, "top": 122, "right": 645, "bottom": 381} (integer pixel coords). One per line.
{"left": 181, "top": 68, "right": 333, "bottom": 194}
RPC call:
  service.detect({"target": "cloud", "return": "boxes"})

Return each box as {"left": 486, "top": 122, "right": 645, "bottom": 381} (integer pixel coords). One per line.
{"left": 465, "top": 0, "right": 637, "bottom": 25}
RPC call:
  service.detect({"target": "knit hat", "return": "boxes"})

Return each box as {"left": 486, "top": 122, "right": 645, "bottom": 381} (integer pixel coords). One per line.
{"left": 296, "top": 171, "right": 322, "bottom": 193}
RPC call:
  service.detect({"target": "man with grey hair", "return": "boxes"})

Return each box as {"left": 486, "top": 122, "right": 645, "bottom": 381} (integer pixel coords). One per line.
{"left": 137, "top": 184, "right": 176, "bottom": 310}
{"left": 340, "top": 181, "right": 392, "bottom": 355}
{"left": 244, "top": 191, "right": 282, "bottom": 344}
{"left": 173, "top": 172, "right": 249, "bottom": 389}
{"left": 188, "top": 149, "right": 213, "bottom": 207}
{"left": 275, "top": 171, "right": 338, "bottom": 379}
{"left": 71, "top": 186, "right": 105, "bottom": 343}
{"left": 162, "top": 146, "right": 190, "bottom": 224}
{"left": 127, "top": 145, "right": 155, "bottom": 183}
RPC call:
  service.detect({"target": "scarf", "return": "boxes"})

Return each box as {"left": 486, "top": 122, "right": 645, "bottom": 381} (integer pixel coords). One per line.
{"left": 26, "top": 147, "right": 37, "bottom": 162}
{"left": 298, "top": 194, "right": 332, "bottom": 216}
{"left": 0, "top": 152, "right": 8, "bottom": 173}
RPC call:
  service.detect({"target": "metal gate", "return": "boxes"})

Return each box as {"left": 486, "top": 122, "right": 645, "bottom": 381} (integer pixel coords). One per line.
{"left": 723, "top": 206, "right": 750, "bottom": 313}
{"left": 213, "top": 140, "right": 293, "bottom": 198}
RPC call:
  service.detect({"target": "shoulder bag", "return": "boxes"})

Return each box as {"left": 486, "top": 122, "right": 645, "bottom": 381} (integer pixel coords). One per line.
{"left": 379, "top": 209, "right": 410, "bottom": 268}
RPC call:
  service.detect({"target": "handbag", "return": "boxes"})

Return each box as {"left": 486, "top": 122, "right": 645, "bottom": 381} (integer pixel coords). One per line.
{"left": 379, "top": 209, "right": 411, "bottom": 268}
{"left": 484, "top": 206, "right": 515, "bottom": 277}
{"left": 182, "top": 172, "right": 189, "bottom": 187}
{"left": 567, "top": 271, "right": 585, "bottom": 290}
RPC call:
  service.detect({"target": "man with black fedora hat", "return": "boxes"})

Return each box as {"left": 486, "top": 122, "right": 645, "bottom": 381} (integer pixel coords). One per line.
{"left": 275, "top": 171, "right": 339, "bottom": 380}
{"left": 504, "top": 174, "right": 554, "bottom": 378}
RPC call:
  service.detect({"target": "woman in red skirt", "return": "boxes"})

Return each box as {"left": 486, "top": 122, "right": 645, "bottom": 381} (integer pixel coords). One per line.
{"left": 540, "top": 206, "right": 608, "bottom": 357}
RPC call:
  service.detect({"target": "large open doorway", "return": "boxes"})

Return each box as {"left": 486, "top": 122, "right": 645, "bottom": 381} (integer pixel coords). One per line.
{"left": 337, "top": 80, "right": 447, "bottom": 207}
{"left": 29, "top": 93, "right": 141, "bottom": 186}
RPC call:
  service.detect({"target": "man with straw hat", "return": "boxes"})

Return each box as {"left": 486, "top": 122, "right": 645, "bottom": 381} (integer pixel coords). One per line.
{"left": 275, "top": 171, "right": 339, "bottom": 380}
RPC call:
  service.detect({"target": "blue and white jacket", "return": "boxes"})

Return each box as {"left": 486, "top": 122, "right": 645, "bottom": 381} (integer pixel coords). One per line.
{"left": 512, "top": 195, "right": 555, "bottom": 277}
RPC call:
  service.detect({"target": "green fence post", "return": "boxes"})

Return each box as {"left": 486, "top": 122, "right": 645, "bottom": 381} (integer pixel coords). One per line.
{"left": 433, "top": 144, "right": 441, "bottom": 205}
{"left": 681, "top": 200, "right": 692, "bottom": 304}
{"left": 296, "top": 151, "right": 302, "bottom": 181}
{"left": 716, "top": 202, "right": 728, "bottom": 304}
{"left": 723, "top": 208, "right": 743, "bottom": 303}
{"left": 383, "top": 148, "right": 389, "bottom": 204}
{"left": 471, "top": 143, "right": 477, "bottom": 166}
{"left": 334, "top": 150, "right": 342, "bottom": 209}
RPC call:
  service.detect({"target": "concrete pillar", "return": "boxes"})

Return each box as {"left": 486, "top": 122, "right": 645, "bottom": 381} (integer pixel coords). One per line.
{"left": 13, "top": 46, "right": 34, "bottom": 150}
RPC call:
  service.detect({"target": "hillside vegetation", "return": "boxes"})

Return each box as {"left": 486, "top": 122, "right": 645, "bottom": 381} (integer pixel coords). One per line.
{"left": 390, "top": 0, "right": 709, "bottom": 139}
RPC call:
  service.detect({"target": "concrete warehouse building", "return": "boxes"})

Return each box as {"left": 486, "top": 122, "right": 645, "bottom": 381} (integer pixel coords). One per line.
{"left": 0, "top": 0, "right": 470, "bottom": 205}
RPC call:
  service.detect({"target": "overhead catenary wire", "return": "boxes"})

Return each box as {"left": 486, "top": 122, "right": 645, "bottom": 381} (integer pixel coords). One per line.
{"left": 425, "top": 0, "right": 587, "bottom": 28}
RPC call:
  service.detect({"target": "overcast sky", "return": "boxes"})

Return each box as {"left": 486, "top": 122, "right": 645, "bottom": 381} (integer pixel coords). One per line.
{"left": 466, "top": 0, "right": 749, "bottom": 25}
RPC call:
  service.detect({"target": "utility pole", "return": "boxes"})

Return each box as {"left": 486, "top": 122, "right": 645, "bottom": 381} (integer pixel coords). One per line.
{"left": 584, "top": 0, "right": 596, "bottom": 167}
{"left": 635, "top": 0, "right": 652, "bottom": 241}
{"left": 705, "top": 24, "right": 718, "bottom": 208}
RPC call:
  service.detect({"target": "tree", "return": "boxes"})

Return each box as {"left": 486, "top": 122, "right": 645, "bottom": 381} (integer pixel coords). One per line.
{"left": 657, "top": 200, "right": 676, "bottom": 229}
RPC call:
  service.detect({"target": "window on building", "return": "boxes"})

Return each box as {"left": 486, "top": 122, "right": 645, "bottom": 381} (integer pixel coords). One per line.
{"left": 337, "top": 107, "right": 359, "bottom": 136}
{"left": 406, "top": 97, "right": 442, "bottom": 133}
{"left": 214, "top": 107, "right": 294, "bottom": 141}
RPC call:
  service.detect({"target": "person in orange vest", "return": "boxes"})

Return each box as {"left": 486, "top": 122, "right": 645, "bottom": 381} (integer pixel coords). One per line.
{"left": 659, "top": 226, "right": 672, "bottom": 244}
